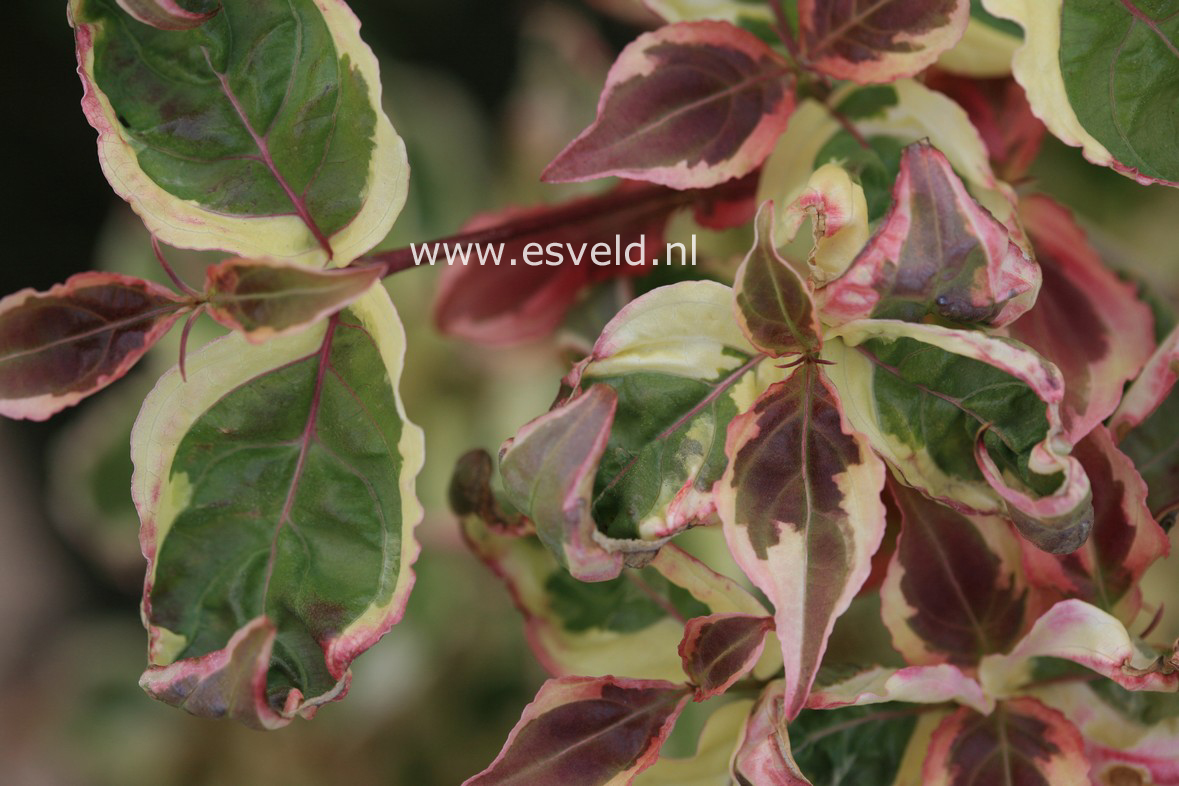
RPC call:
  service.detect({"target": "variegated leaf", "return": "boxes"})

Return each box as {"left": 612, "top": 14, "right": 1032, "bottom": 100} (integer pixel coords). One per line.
{"left": 824, "top": 320, "right": 1092, "bottom": 554}
{"left": 543, "top": 21, "right": 794, "bottom": 188}
{"left": 731, "top": 681, "right": 811, "bottom": 786}
{"left": 678, "top": 613, "right": 773, "bottom": 700}
{"left": 1111, "top": 322, "right": 1179, "bottom": 439}
{"left": 778, "top": 163, "right": 871, "bottom": 286}
{"left": 733, "top": 201, "right": 822, "bottom": 358}
{"left": 797, "top": 0, "right": 971, "bottom": 84}
{"left": 807, "top": 664, "right": 990, "bottom": 714}
{"left": 115, "top": 0, "right": 219, "bottom": 29}
{"left": 500, "top": 385, "right": 624, "bottom": 581}
{"left": 132, "top": 286, "right": 424, "bottom": 727}
{"left": 70, "top": 0, "right": 408, "bottom": 264}
{"left": 1007, "top": 195, "right": 1155, "bottom": 443}
{"left": 634, "top": 699, "right": 755, "bottom": 786}
{"left": 922, "top": 697, "right": 1090, "bottom": 785}
{"left": 1020, "top": 427, "right": 1169, "bottom": 622}
{"left": 0, "top": 273, "right": 186, "bottom": 420}
{"left": 204, "top": 258, "right": 381, "bottom": 342}
{"left": 820, "top": 141, "right": 1038, "bottom": 328}
{"left": 880, "top": 482, "right": 1028, "bottom": 666}
{"left": 983, "top": 0, "right": 1179, "bottom": 187}
{"left": 979, "top": 600, "right": 1179, "bottom": 697}
{"left": 465, "top": 676, "right": 691, "bottom": 786}
{"left": 718, "top": 362, "right": 888, "bottom": 719}
{"left": 570, "top": 281, "right": 773, "bottom": 548}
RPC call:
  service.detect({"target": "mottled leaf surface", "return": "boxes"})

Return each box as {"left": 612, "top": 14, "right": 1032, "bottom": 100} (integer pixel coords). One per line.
{"left": 1007, "top": 196, "right": 1154, "bottom": 443}
{"left": 825, "top": 320, "right": 1091, "bottom": 553}
{"left": 719, "top": 362, "right": 887, "bottom": 718}
{"left": 543, "top": 21, "right": 794, "bottom": 188}
{"left": 798, "top": 0, "right": 970, "bottom": 84}
{"left": 465, "top": 676, "right": 690, "bottom": 786}
{"left": 922, "top": 698, "right": 1090, "bottom": 785}
{"left": 131, "top": 287, "right": 424, "bottom": 727}
{"left": 820, "top": 141, "right": 1038, "bottom": 328}
{"left": 0, "top": 273, "right": 185, "bottom": 420}
{"left": 205, "top": 258, "right": 381, "bottom": 341}
{"left": 678, "top": 613, "right": 773, "bottom": 700}
{"left": 881, "top": 483, "right": 1027, "bottom": 666}
{"left": 734, "top": 201, "right": 821, "bottom": 357}
{"left": 71, "top": 0, "right": 407, "bottom": 263}
{"left": 572, "top": 281, "right": 768, "bottom": 545}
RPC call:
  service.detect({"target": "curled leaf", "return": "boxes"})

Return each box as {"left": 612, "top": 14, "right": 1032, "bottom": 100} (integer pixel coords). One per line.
{"left": 733, "top": 201, "right": 822, "bottom": 358}
{"left": 205, "top": 258, "right": 381, "bottom": 342}
{"left": 807, "top": 664, "right": 990, "bottom": 714}
{"left": 500, "top": 385, "right": 624, "bottom": 581}
{"left": 543, "top": 20, "right": 794, "bottom": 188}
{"left": 0, "top": 272, "right": 185, "bottom": 420}
{"left": 819, "top": 141, "right": 1038, "bottom": 328}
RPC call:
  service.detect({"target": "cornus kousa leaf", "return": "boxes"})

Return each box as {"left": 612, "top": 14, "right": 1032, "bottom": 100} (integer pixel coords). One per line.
{"left": 823, "top": 319, "right": 1092, "bottom": 554}
{"left": 922, "top": 697, "right": 1090, "bottom": 786}
{"left": 796, "top": 0, "right": 971, "bottom": 84}
{"left": 1007, "top": 196, "right": 1154, "bottom": 444}
{"left": 718, "top": 361, "right": 888, "bottom": 719}
{"left": 934, "top": 5, "right": 1023, "bottom": 78}
{"left": 984, "top": 0, "right": 1179, "bottom": 186}
{"left": 880, "top": 482, "right": 1028, "bottom": 667}
{"left": 819, "top": 141, "right": 1038, "bottom": 328}
{"left": 69, "top": 0, "right": 408, "bottom": 264}
{"left": 204, "top": 258, "right": 381, "bottom": 342}
{"left": 115, "top": 0, "right": 220, "bottom": 30}
{"left": 501, "top": 385, "right": 624, "bottom": 582}
{"left": 566, "top": 281, "right": 776, "bottom": 548}
{"left": 645, "top": 0, "right": 774, "bottom": 30}
{"left": 979, "top": 600, "right": 1179, "bottom": 697}
{"left": 1111, "top": 322, "right": 1179, "bottom": 439}
{"left": 806, "top": 663, "right": 990, "bottom": 714}
{"left": 678, "top": 613, "right": 773, "bottom": 701}
{"left": 0, "top": 273, "right": 186, "bottom": 421}
{"left": 542, "top": 21, "right": 794, "bottom": 188}
{"left": 131, "top": 287, "right": 424, "bottom": 728}
{"left": 777, "top": 163, "right": 870, "bottom": 286}
{"left": 465, "top": 676, "right": 691, "bottom": 786}
{"left": 461, "top": 479, "right": 772, "bottom": 683}
{"left": 633, "top": 699, "right": 755, "bottom": 786}
{"left": 1020, "top": 427, "right": 1169, "bottom": 621}
{"left": 1030, "top": 681, "right": 1179, "bottom": 786}
{"left": 1117, "top": 388, "right": 1179, "bottom": 525}
{"left": 733, "top": 201, "right": 822, "bottom": 358}
{"left": 786, "top": 702, "right": 925, "bottom": 785}
{"left": 731, "top": 681, "right": 811, "bottom": 786}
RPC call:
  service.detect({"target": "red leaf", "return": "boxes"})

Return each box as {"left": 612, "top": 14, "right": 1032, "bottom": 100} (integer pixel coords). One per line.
{"left": 923, "top": 71, "right": 1046, "bottom": 182}
{"left": 881, "top": 481, "right": 1028, "bottom": 666}
{"left": 678, "top": 613, "right": 773, "bottom": 701}
{"left": 923, "top": 698, "right": 1091, "bottom": 786}
{"left": 465, "top": 676, "right": 690, "bottom": 786}
{"left": 1008, "top": 195, "right": 1155, "bottom": 444}
{"left": 798, "top": 0, "right": 970, "bottom": 84}
{"left": 0, "top": 272, "right": 185, "bottom": 420}
{"left": 543, "top": 21, "right": 794, "bottom": 188}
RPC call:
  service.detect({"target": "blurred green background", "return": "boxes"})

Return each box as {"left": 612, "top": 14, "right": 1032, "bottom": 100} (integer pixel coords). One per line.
{"left": 4, "top": 2, "right": 1179, "bottom": 784}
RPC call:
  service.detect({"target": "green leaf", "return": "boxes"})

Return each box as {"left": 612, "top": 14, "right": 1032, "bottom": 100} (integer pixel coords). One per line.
{"left": 825, "top": 320, "right": 1092, "bottom": 554}
{"left": 788, "top": 703, "right": 919, "bottom": 786}
{"left": 985, "top": 0, "right": 1179, "bottom": 186}
{"left": 131, "top": 286, "right": 424, "bottom": 728}
{"left": 70, "top": 0, "right": 408, "bottom": 263}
